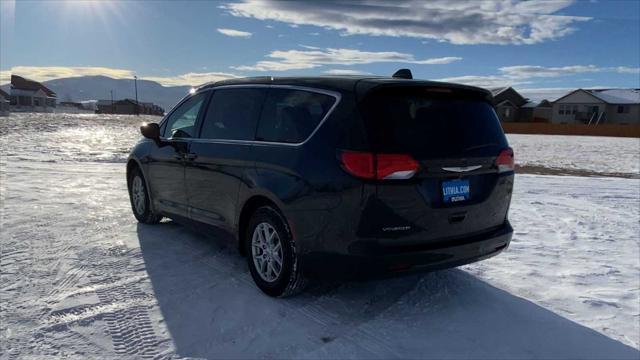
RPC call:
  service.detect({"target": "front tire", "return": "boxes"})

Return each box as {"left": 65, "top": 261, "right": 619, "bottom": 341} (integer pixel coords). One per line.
{"left": 245, "top": 206, "right": 307, "bottom": 297}
{"left": 128, "top": 167, "right": 161, "bottom": 224}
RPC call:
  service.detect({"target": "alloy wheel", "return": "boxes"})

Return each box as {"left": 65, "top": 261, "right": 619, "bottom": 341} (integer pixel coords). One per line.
{"left": 131, "top": 175, "right": 146, "bottom": 215}
{"left": 251, "top": 222, "right": 283, "bottom": 282}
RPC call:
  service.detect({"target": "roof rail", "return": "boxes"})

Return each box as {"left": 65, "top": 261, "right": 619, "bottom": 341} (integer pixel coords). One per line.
{"left": 392, "top": 69, "right": 413, "bottom": 79}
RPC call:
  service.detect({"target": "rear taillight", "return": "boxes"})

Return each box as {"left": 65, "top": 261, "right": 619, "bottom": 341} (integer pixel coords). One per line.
{"left": 340, "top": 151, "right": 375, "bottom": 179}
{"left": 340, "top": 151, "right": 419, "bottom": 180}
{"left": 496, "top": 147, "right": 514, "bottom": 173}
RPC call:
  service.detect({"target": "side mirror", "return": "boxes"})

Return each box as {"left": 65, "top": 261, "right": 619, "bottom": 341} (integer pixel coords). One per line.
{"left": 140, "top": 122, "right": 161, "bottom": 141}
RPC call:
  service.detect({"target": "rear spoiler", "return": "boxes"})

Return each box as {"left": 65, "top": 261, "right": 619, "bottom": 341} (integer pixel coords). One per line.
{"left": 355, "top": 80, "right": 494, "bottom": 103}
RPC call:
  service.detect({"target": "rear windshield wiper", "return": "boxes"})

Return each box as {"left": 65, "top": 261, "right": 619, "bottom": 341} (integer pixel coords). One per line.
{"left": 462, "top": 143, "right": 499, "bottom": 152}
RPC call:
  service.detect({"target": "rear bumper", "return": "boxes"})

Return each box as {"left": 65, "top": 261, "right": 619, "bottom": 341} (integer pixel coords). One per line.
{"left": 300, "top": 221, "right": 513, "bottom": 278}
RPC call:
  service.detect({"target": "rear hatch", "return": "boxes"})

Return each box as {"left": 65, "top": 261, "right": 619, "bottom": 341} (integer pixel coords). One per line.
{"left": 351, "top": 84, "right": 514, "bottom": 244}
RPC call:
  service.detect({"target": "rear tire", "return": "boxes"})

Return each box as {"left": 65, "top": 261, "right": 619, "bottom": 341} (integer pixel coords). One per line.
{"left": 128, "top": 167, "right": 162, "bottom": 224}
{"left": 245, "top": 206, "right": 307, "bottom": 297}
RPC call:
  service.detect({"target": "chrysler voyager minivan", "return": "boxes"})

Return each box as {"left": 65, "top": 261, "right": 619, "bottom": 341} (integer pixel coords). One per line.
{"left": 127, "top": 70, "right": 514, "bottom": 296}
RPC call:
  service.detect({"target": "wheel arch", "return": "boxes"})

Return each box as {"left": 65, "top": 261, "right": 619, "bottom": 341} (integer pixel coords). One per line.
{"left": 237, "top": 195, "right": 289, "bottom": 256}
{"left": 126, "top": 156, "right": 156, "bottom": 213}
{"left": 126, "top": 158, "right": 142, "bottom": 187}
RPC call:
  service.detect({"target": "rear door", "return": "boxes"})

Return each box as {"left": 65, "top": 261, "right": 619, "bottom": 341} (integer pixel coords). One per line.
{"left": 358, "top": 85, "right": 513, "bottom": 242}
{"left": 186, "top": 87, "right": 267, "bottom": 230}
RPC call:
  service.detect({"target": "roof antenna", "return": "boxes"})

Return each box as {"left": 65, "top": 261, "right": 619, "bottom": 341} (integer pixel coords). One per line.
{"left": 392, "top": 68, "right": 413, "bottom": 79}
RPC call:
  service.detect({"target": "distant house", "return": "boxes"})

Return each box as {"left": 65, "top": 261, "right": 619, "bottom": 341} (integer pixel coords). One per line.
{"left": 140, "top": 102, "right": 165, "bottom": 115}
{"left": 96, "top": 98, "right": 164, "bottom": 115}
{"left": 57, "top": 101, "right": 95, "bottom": 114}
{"left": 551, "top": 89, "right": 640, "bottom": 125}
{"left": 9, "top": 75, "right": 57, "bottom": 112}
{"left": 490, "top": 87, "right": 528, "bottom": 122}
{"left": 58, "top": 101, "right": 85, "bottom": 109}
{"left": 518, "top": 99, "right": 552, "bottom": 123}
{"left": 96, "top": 99, "right": 115, "bottom": 114}
{"left": 0, "top": 88, "right": 9, "bottom": 116}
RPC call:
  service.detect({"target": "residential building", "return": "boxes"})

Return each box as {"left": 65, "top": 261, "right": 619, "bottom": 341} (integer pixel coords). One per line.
{"left": 518, "top": 99, "right": 552, "bottom": 123}
{"left": 57, "top": 101, "right": 95, "bottom": 114}
{"left": 96, "top": 98, "right": 164, "bottom": 115}
{"left": 0, "top": 89, "right": 9, "bottom": 116}
{"left": 9, "top": 75, "right": 57, "bottom": 112}
{"left": 96, "top": 99, "right": 115, "bottom": 114}
{"left": 551, "top": 89, "right": 640, "bottom": 125}
{"left": 490, "top": 87, "right": 529, "bottom": 122}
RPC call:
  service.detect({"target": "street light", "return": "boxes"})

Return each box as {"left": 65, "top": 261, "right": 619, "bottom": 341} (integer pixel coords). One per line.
{"left": 134, "top": 75, "right": 139, "bottom": 116}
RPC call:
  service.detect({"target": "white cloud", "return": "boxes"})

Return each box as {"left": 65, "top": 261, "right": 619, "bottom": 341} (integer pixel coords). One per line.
{"left": 323, "top": 69, "right": 372, "bottom": 75}
{"left": 435, "top": 75, "right": 530, "bottom": 89}
{"left": 223, "top": 0, "right": 590, "bottom": 45}
{"left": 0, "top": 70, "right": 11, "bottom": 84}
{"left": 232, "top": 47, "right": 462, "bottom": 71}
{"left": 216, "top": 28, "right": 253, "bottom": 38}
{"left": 614, "top": 66, "right": 640, "bottom": 74}
{"left": 144, "top": 72, "right": 238, "bottom": 86}
{"left": 1, "top": 66, "right": 237, "bottom": 87}
{"left": 499, "top": 65, "right": 602, "bottom": 78}
{"left": 418, "top": 57, "right": 463, "bottom": 65}
{"left": 6, "top": 66, "right": 135, "bottom": 82}
{"left": 437, "top": 65, "right": 640, "bottom": 89}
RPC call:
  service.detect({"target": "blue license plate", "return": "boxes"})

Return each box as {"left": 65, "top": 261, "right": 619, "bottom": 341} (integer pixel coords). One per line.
{"left": 442, "top": 179, "right": 470, "bottom": 203}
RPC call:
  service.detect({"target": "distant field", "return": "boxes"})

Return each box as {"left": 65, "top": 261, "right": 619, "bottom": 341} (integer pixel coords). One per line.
{"left": 1, "top": 113, "right": 638, "bottom": 178}
{"left": 502, "top": 123, "right": 640, "bottom": 138}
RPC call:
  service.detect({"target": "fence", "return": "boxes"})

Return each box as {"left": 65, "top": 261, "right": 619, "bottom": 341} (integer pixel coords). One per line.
{"left": 501, "top": 123, "right": 640, "bottom": 138}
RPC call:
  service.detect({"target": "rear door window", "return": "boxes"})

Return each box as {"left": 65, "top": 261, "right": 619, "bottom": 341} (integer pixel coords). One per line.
{"left": 256, "top": 88, "right": 336, "bottom": 143}
{"left": 361, "top": 87, "right": 507, "bottom": 158}
{"left": 199, "top": 88, "right": 267, "bottom": 140}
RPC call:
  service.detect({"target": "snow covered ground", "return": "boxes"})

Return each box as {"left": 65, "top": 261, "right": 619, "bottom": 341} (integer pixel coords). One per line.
{"left": 508, "top": 134, "right": 640, "bottom": 177}
{"left": 1, "top": 113, "right": 639, "bottom": 358}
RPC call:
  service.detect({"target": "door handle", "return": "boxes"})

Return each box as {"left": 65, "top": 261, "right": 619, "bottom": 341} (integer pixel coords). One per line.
{"left": 174, "top": 153, "right": 197, "bottom": 161}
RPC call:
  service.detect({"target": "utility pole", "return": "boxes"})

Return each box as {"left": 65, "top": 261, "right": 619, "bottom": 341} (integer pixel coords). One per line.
{"left": 134, "top": 76, "right": 139, "bottom": 116}
{"left": 110, "top": 90, "right": 114, "bottom": 114}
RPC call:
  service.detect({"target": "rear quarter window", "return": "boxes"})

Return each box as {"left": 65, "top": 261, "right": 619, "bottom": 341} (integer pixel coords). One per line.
{"left": 361, "top": 87, "right": 507, "bottom": 158}
{"left": 256, "top": 88, "right": 336, "bottom": 143}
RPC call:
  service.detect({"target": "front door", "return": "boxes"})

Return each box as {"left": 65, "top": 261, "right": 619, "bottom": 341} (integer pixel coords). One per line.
{"left": 146, "top": 92, "right": 209, "bottom": 218}
{"left": 186, "top": 87, "right": 267, "bottom": 230}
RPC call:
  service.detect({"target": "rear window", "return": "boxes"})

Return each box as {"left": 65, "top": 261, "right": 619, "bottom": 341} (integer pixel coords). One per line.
{"left": 361, "top": 87, "right": 507, "bottom": 158}
{"left": 256, "top": 88, "right": 336, "bottom": 143}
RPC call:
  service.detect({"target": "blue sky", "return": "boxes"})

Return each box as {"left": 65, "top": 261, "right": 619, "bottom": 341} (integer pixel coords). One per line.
{"left": 1, "top": 0, "right": 638, "bottom": 100}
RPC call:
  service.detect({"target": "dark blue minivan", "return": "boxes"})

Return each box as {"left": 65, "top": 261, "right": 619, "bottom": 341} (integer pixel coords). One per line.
{"left": 127, "top": 72, "right": 514, "bottom": 296}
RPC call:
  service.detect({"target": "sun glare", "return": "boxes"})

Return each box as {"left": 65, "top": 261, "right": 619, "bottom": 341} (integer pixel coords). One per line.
{"left": 59, "top": 0, "right": 121, "bottom": 24}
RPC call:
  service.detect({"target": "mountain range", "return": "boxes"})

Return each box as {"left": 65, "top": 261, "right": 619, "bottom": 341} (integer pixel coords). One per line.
{"left": 2, "top": 76, "right": 191, "bottom": 111}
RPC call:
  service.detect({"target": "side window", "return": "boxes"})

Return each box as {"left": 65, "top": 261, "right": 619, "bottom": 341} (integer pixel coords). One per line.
{"left": 256, "top": 89, "right": 336, "bottom": 143}
{"left": 162, "top": 92, "right": 208, "bottom": 138}
{"left": 200, "top": 88, "right": 267, "bottom": 140}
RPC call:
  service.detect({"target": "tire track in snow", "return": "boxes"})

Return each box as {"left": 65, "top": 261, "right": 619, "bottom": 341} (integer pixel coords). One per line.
{"left": 47, "top": 265, "right": 89, "bottom": 298}
{"left": 80, "top": 244, "right": 161, "bottom": 358}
